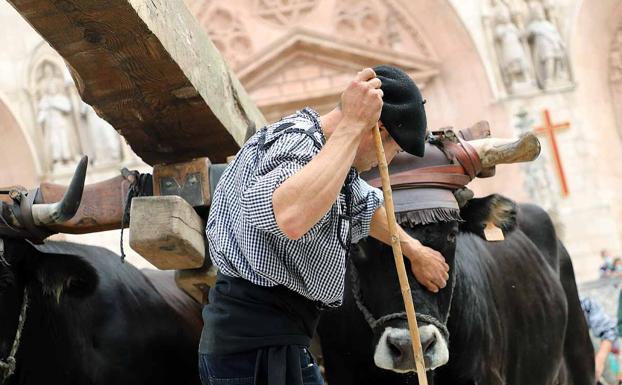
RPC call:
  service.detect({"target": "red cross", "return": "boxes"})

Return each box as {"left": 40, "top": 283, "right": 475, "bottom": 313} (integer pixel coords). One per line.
{"left": 534, "top": 109, "right": 570, "bottom": 197}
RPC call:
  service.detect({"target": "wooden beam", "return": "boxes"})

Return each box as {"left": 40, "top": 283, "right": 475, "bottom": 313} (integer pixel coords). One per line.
{"left": 7, "top": 0, "right": 266, "bottom": 165}
{"left": 129, "top": 196, "right": 205, "bottom": 270}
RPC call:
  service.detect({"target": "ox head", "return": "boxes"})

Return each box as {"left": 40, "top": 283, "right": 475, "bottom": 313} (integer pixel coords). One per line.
{"left": 0, "top": 157, "right": 89, "bottom": 364}
{"left": 354, "top": 131, "right": 536, "bottom": 375}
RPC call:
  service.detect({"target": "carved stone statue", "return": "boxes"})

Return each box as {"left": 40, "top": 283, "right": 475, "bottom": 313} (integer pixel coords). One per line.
{"left": 80, "top": 102, "right": 122, "bottom": 165}
{"left": 36, "top": 63, "right": 79, "bottom": 169}
{"left": 492, "top": 0, "right": 532, "bottom": 93}
{"left": 526, "top": 1, "right": 569, "bottom": 89}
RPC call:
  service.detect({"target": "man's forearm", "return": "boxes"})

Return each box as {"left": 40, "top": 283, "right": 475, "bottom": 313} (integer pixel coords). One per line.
{"left": 273, "top": 128, "right": 362, "bottom": 239}
{"left": 369, "top": 206, "right": 419, "bottom": 249}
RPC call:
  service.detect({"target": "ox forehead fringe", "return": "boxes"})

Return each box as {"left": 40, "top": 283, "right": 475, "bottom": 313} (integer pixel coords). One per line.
{"left": 396, "top": 208, "right": 463, "bottom": 227}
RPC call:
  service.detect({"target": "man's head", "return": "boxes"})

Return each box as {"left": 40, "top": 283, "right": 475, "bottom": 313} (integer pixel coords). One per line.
{"left": 323, "top": 65, "right": 427, "bottom": 172}
{"left": 374, "top": 65, "right": 427, "bottom": 157}
{"left": 352, "top": 66, "right": 428, "bottom": 172}
{"left": 352, "top": 122, "right": 401, "bottom": 172}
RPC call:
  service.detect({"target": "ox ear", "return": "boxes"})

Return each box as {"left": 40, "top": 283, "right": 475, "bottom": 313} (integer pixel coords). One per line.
{"left": 28, "top": 251, "right": 99, "bottom": 301}
{"left": 459, "top": 194, "right": 518, "bottom": 238}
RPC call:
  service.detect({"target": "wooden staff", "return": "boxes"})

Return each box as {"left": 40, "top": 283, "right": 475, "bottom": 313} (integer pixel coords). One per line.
{"left": 372, "top": 123, "right": 428, "bottom": 385}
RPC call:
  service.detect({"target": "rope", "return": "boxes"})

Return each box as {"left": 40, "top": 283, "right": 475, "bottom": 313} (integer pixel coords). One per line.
{"left": 0, "top": 287, "right": 29, "bottom": 384}
{"left": 349, "top": 258, "right": 450, "bottom": 341}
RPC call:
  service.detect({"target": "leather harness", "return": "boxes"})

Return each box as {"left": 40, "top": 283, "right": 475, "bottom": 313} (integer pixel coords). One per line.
{"left": 366, "top": 129, "right": 488, "bottom": 191}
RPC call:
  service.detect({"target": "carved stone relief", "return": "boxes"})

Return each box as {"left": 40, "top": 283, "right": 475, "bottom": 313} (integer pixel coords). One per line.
{"left": 253, "top": 0, "right": 318, "bottom": 26}
{"left": 79, "top": 102, "right": 122, "bottom": 165}
{"left": 202, "top": 7, "right": 253, "bottom": 69}
{"left": 31, "top": 54, "right": 131, "bottom": 174}
{"left": 334, "top": 0, "right": 386, "bottom": 47}
{"left": 332, "top": 0, "right": 432, "bottom": 58}
{"left": 515, "top": 109, "right": 559, "bottom": 213}
{"left": 484, "top": 0, "right": 573, "bottom": 95}
{"left": 525, "top": 1, "right": 570, "bottom": 89}
{"left": 384, "top": 1, "right": 431, "bottom": 57}
{"left": 33, "top": 61, "right": 81, "bottom": 171}
{"left": 490, "top": 0, "right": 533, "bottom": 93}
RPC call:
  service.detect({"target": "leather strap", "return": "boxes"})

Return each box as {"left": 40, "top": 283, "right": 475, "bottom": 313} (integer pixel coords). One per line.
{"left": 442, "top": 137, "right": 482, "bottom": 179}
{"left": 367, "top": 166, "right": 471, "bottom": 190}
{"left": 366, "top": 129, "right": 487, "bottom": 191}
{"left": 14, "top": 190, "right": 50, "bottom": 242}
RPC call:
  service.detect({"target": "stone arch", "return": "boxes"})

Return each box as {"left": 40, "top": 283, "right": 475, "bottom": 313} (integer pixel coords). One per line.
{"left": 0, "top": 92, "right": 39, "bottom": 188}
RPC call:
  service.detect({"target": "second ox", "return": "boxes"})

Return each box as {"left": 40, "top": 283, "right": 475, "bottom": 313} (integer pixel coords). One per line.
{"left": 317, "top": 131, "right": 593, "bottom": 385}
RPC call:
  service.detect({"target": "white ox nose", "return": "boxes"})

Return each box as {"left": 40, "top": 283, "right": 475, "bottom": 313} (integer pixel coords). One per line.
{"left": 373, "top": 325, "right": 449, "bottom": 373}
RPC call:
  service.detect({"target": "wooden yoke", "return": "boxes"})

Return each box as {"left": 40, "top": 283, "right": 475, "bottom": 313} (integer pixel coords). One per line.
{"left": 40, "top": 175, "right": 135, "bottom": 234}
{"left": 129, "top": 158, "right": 221, "bottom": 303}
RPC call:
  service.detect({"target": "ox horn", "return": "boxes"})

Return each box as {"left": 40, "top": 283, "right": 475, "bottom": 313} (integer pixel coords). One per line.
{"left": 31, "top": 156, "right": 88, "bottom": 225}
{"left": 468, "top": 132, "right": 541, "bottom": 168}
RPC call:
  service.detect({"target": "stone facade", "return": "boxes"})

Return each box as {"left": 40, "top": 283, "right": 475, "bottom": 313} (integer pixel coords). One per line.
{"left": 0, "top": 0, "right": 621, "bottom": 280}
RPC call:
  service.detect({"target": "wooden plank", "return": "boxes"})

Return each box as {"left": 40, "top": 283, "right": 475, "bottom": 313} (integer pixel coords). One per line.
{"left": 129, "top": 196, "right": 205, "bottom": 270}
{"left": 7, "top": 0, "right": 266, "bottom": 165}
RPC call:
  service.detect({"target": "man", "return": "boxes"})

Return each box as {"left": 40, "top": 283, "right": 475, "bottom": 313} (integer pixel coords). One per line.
{"left": 199, "top": 66, "right": 449, "bottom": 385}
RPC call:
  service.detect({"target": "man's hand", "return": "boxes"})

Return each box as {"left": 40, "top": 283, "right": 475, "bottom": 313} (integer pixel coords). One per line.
{"left": 339, "top": 68, "right": 383, "bottom": 136}
{"left": 369, "top": 207, "right": 449, "bottom": 293}
{"left": 402, "top": 238, "right": 450, "bottom": 293}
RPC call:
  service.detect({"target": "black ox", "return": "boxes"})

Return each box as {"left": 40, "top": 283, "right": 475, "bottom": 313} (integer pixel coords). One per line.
{"left": 0, "top": 158, "right": 202, "bottom": 385}
{"left": 318, "top": 192, "right": 593, "bottom": 383}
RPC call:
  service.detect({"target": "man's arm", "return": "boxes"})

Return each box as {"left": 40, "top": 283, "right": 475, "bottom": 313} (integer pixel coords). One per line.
{"left": 368, "top": 206, "right": 450, "bottom": 293}
{"left": 273, "top": 68, "right": 383, "bottom": 240}
{"left": 595, "top": 339, "right": 612, "bottom": 381}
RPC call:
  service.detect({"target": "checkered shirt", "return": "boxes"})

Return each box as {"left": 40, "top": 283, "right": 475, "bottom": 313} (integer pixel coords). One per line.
{"left": 206, "top": 108, "right": 384, "bottom": 306}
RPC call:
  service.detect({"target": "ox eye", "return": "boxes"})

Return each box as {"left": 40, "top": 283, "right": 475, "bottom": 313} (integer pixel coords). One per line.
{"left": 447, "top": 231, "right": 457, "bottom": 243}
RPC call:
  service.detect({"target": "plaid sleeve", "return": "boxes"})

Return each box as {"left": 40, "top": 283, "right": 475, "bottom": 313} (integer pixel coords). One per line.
{"left": 349, "top": 176, "right": 384, "bottom": 243}
{"left": 241, "top": 133, "right": 329, "bottom": 241}
{"left": 582, "top": 297, "right": 618, "bottom": 342}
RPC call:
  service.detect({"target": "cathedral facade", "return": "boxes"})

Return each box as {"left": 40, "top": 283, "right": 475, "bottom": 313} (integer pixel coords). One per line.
{"left": 0, "top": 0, "right": 620, "bottom": 281}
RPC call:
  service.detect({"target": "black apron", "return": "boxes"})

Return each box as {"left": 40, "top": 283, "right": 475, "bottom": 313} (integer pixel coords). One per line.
{"left": 200, "top": 273, "right": 321, "bottom": 385}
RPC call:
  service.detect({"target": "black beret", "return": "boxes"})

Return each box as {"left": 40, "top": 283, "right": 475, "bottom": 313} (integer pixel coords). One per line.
{"left": 374, "top": 65, "right": 427, "bottom": 157}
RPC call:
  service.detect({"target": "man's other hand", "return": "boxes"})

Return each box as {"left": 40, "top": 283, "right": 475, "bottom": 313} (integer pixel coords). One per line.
{"left": 403, "top": 239, "right": 449, "bottom": 293}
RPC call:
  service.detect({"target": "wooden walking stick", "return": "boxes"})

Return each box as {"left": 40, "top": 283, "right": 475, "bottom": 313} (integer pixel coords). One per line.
{"left": 372, "top": 123, "right": 429, "bottom": 385}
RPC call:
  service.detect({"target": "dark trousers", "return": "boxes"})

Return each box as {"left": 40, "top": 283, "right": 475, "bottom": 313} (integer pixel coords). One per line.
{"left": 198, "top": 346, "right": 324, "bottom": 385}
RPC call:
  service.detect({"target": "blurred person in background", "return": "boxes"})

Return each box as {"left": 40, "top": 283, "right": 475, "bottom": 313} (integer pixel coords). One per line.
{"left": 581, "top": 296, "right": 618, "bottom": 384}
{"left": 601, "top": 249, "right": 615, "bottom": 278}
